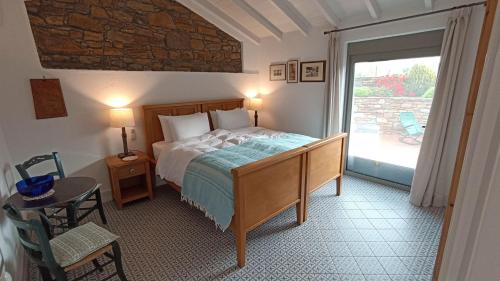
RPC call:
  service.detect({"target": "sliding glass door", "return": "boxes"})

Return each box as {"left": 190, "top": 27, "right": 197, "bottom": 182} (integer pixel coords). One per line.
{"left": 344, "top": 31, "right": 443, "bottom": 187}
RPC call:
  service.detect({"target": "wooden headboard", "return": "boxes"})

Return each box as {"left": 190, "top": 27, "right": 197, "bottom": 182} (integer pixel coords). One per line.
{"left": 142, "top": 98, "right": 245, "bottom": 158}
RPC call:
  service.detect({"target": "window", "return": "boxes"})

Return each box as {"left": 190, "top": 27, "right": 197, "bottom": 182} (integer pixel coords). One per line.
{"left": 344, "top": 30, "right": 444, "bottom": 187}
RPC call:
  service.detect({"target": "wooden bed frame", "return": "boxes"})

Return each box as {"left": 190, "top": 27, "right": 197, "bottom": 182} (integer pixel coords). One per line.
{"left": 143, "top": 98, "right": 347, "bottom": 267}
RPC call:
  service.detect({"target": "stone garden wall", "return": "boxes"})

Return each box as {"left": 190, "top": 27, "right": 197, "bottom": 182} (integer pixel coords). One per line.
{"left": 24, "top": 0, "right": 242, "bottom": 72}
{"left": 352, "top": 97, "right": 432, "bottom": 132}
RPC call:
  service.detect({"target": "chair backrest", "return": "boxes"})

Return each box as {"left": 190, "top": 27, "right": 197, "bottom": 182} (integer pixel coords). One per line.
{"left": 399, "top": 112, "right": 424, "bottom": 136}
{"left": 2, "top": 205, "right": 58, "bottom": 268}
{"left": 15, "top": 152, "right": 65, "bottom": 180}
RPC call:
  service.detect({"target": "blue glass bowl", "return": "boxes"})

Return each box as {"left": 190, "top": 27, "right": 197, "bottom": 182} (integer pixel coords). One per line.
{"left": 16, "top": 175, "right": 55, "bottom": 197}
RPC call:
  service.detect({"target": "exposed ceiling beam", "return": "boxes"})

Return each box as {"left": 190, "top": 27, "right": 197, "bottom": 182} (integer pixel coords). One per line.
{"left": 270, "top": 0, "right": 311, "bottom": 36}
{"left": 176, "top": 0, "right": 260, "bottom": 45}
{"left": 312, "top": 0, "right": 341, "bottom": 27}
{"left": 424, "top": 0, "right": 433, "bottom": 10}
{"left": 233, "top": 0, "right": 283, "bottom": 41}
{"left": 364, "top": 0, "right": 381, "bottom": 19}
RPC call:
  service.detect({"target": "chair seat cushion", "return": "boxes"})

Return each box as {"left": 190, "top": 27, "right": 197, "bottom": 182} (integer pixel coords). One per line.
{"left": 50, "top": 222, "right": 119, "bottom": 268}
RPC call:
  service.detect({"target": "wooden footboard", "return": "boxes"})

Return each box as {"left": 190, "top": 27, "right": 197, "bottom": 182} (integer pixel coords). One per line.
{"left": 231, "top": 146, "right": 307, "bottom": 267}
{"left": 303, "top": 133, "right": 347, "bottom": 220}
{"left": 304, "top": 133, "right": 348, "bottom": 194}
{"left": 230, "top": 133, "right": 347, "bottom": 267}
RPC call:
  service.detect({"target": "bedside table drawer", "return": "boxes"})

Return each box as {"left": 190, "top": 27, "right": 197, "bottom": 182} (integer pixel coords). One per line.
{"left": 117, "top": 163, "right": 145, "bottom": 179}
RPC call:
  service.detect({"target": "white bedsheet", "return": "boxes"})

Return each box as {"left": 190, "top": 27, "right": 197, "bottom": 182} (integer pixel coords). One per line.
{"left": 152, "top": 141, "right": 174, "bottom": 160}
{"left": 155, "top": 127, "right": 283, "bottom": 186}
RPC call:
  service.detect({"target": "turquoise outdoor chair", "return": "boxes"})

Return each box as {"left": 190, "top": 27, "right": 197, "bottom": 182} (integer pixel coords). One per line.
{"left": 15, "top": 152, "right": 107, "bottom": 233}
{"left": 2, "top": 204, "right": 127, "bottom": 281}
{"left": 399, "top": 112, "right": 425, "bottom": 144}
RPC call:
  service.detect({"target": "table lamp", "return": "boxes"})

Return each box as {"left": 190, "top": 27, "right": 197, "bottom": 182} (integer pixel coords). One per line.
{"left": 110, "top": 108, "right": 135, "bottom": 159}
{"left": 248, "top": 98, "right": 263, "bottom": 127}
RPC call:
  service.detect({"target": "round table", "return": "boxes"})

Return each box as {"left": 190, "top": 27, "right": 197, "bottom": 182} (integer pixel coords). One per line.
{"left": 6, "top": 177, "right": 97, "bottom": 210}
{"left": 5, "top": 177, "right": 97, "bottom": 236}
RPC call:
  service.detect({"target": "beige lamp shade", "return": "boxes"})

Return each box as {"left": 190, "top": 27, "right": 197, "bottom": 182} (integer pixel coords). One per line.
{"left": 248, "top": 98, "right": 263, "bottom": 111}
{"left": 110, "top": 108, "right": 135, "bottom": 128}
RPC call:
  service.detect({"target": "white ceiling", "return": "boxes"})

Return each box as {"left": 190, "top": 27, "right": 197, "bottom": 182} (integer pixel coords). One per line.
{"left": 177, "top": 0, "right": 482, "bottom": 44}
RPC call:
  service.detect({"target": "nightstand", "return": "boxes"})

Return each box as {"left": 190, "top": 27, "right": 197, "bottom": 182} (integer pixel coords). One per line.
{"left": 105, "top": 151, "right": 153, "bottom": 209}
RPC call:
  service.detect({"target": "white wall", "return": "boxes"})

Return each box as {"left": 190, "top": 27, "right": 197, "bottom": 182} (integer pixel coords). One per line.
{"left": 0, "top": 0, "right": 260, "bottom": 201}
{"left": 0, "top": 123, "right": 24, "bottom": 281}
{"left": 256, "top": 8, "right": 484, "bottom": 141}
{"left": 257, "top": 28, "right": 328, "bottom": 137}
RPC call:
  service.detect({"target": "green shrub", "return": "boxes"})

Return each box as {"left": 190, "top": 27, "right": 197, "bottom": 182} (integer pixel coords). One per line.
{"left": 423, "top": 86, "right": 435, "bottom": 98}
{"left": 371, "top": 87, "right": 393, "bottom": 97}
{"left": 404, "top": 65, "right": 437, "bottom": 96}
{"left": 354, "top": 87, "right": 372, "bottom": 97}
{"left": 354, "top": 86, "right": 394, "bottom": 97}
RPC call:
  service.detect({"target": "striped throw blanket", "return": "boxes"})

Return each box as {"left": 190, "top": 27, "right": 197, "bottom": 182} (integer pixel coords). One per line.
{"left": 181, "top": 133, "right": 317, "bottom": 231}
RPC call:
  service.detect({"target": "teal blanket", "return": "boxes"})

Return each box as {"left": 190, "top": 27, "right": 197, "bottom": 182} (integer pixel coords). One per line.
{"left": 181, "top": 133, "right": 317, "bottom": 230}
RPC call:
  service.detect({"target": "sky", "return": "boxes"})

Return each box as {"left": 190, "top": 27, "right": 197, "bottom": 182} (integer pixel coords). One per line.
{"left": 354, "top": 56, "right": 441, "bottom": 77}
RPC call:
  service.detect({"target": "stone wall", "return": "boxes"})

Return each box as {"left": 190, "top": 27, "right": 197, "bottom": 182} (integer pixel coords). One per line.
{"left": 352, "top": 97, "right": 432, "bottom": 132}
{"left": 24, "top": 0, "right": 242, "bottom": 72}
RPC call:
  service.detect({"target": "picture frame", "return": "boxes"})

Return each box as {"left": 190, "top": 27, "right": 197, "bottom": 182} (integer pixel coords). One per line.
{"left": 300, "top": 60, "right": 326, "bottom": 82}
{"left": 287, "top": 60, "right": 299, "bottom": 83}
{"left": 269, "top": 64, "right": 286, "bottom": 81}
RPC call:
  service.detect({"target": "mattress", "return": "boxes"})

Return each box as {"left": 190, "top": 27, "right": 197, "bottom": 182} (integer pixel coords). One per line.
{"left": 154, "top": 127, "right": 284, "bottom": 186}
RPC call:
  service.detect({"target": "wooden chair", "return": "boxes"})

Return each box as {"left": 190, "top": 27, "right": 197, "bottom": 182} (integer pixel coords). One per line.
{"left": 15, "top": 152, "right": 107, "bottom": 231}
{"left": 2, "top": 204, "right": 127, "bottom": 281}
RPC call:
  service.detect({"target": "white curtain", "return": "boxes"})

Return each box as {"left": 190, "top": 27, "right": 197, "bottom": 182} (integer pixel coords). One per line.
{"left": 410, "top": 7, "right": 472, "bottom": 207}
{"left": 323, "top": 32, "right": 342, "bottom": 137}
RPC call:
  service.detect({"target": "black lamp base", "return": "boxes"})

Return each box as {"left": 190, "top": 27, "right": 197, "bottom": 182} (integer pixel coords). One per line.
{"left": 118, "top": 127, "right": 134, "bottom": 159}
{"left": 118, "top": 151, "right": 135, "bottom": 159}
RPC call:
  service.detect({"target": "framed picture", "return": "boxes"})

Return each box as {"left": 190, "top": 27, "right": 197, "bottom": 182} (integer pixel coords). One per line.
{"left": 300, "top": 60, "right": 326, "bottom": 82}
{"left": 269, "top": 64, "right": 286, "bottom": 81}
{"left": 287, "top": 60, "right": 299, "bottom": 83}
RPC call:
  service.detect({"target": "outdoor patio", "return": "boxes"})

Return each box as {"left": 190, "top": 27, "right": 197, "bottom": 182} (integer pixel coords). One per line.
{"left": 349, "top": 131, "right": 422, "bottom": 168}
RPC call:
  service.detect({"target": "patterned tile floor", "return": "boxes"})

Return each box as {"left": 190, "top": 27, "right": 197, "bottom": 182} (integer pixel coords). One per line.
{"left": 30, "top": 176, "right": 443, "bottom": 281}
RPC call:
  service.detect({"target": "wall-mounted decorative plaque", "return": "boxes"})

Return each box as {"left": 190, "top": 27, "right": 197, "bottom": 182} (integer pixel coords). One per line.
{"left": 30, "top": 79, "right": 67, "bottom": 119}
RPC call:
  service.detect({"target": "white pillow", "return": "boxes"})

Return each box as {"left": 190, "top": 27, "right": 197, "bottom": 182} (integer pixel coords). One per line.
{"left": 158, "top": 115, "right": 174, "bottom": 142}
{"left": 216, "top": 108, "right": 251, "bottom": 130}
{"left": 167, "top": 112, "right": 210, "bottom": 141}
{"left": 209, "top": 110, "right": 218, "bottom": 129}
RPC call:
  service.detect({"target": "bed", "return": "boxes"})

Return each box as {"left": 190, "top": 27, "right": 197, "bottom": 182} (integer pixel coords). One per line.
{"left": 143, "top": 98, "right": 347, "bottom": 267}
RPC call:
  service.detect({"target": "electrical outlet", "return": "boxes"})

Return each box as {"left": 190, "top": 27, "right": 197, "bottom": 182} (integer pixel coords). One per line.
{"left": 130, "top": 128, "right": 136, "bottom": 141}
